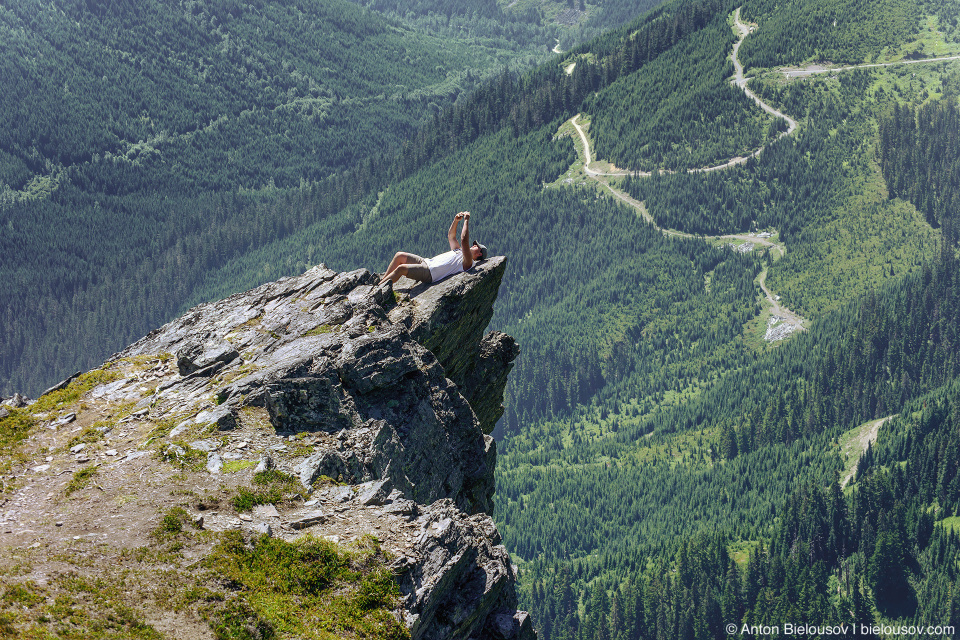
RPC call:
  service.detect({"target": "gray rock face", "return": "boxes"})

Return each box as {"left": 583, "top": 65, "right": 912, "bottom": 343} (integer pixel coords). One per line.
{"left": 176, "top": 340, "right": 240, "bottom": 377}
{"left": 397, "top": 499, "right": 535, "bottom": 640}
{"left": 459, "top": 331, "right": 520, "bottom": 434}
{"left": 118, "top": 263, "right": 512, "bottom": 516}
{"left": 112, "top": 260, "right": 528, "bottom": 637}
{"left": 390, "top": 258, "right": 518, "bottom": 434}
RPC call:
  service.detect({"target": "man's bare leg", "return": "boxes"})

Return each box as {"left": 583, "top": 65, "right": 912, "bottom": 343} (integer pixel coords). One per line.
{"left": 380, "top": 252, "right": 421, "bottom": 285}
{"left": 382, "top": 264, "right": 410, "bottom": 284}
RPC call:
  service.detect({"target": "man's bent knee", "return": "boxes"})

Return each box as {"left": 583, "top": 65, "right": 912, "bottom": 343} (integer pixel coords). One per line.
{"left": 396, "top": 252, "right": 424, "bottom": 264}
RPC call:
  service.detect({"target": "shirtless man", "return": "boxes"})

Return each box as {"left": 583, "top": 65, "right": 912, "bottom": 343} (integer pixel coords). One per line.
{"left": 379, "top": 211, "right": 488, "bottom": 285}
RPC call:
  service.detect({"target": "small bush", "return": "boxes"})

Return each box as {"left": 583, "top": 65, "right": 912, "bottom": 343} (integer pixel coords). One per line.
{"left": 64, "top": 466, "right": 98, "bottom": 496}
{"left": 252, "top": 469, "right": 299, "bottom": 489}
{"left": 0, "top": 611, "right": 17, "bottom": 636}
{"left": 210, "top": 599, "right": 275, "bottom": 640}
{"left": 355, "top": 568, "right": 400, "bottom": 609}
{"left": 311, "top": 475, "right": 343, "bottom": 490}
{"left": 156, "top": 507, "right": 192, "bottom": 536}
{"left": 233, "top": 471, "right": 301, "bottom": 512}
{"left": 212, "top": 532, "right": 349, "bottom": 596}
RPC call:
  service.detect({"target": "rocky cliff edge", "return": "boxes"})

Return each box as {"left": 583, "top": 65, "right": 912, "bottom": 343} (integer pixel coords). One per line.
{"left": 0, "top": 258, "right": 531, "bottom": 640}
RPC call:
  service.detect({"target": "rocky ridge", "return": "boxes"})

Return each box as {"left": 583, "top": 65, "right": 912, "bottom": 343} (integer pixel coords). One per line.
{"left": 0, "top": 258, "right": 530, "bottom": 639}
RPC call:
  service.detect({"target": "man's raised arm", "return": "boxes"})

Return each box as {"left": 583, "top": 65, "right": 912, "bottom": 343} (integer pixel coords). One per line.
{"left": 460, "top": 212, "right": 473, "bottom": 270}
{"left": 448, "top": 212, "right": 464, "bottom": 251}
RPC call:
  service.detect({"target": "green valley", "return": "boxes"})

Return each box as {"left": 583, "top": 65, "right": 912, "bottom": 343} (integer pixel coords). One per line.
{"left": 0, "top": 0, "right": 675, "bottom": 399}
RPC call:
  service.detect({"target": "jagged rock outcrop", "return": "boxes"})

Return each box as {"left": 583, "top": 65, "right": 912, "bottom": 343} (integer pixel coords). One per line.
{"left": 102, "top": 257, "right": 530, "bottom": 638}
{"left": 399, "top": 500, "right": 535, "bottom": 640}
{"left": 389, "top": 265, "right": 518, "bottom": 435}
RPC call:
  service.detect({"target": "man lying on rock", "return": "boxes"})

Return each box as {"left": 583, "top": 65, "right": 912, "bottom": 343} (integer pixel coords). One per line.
{"left": 378, "top": 211, "right": 488, "bottom": 285}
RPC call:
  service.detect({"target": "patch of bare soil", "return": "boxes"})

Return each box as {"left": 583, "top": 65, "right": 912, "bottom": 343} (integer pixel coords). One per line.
{"left": 841, "top": 416, "right": 895, "bottom": 487}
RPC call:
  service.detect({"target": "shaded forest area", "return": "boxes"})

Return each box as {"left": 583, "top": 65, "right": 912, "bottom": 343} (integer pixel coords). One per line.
{"left": 0, "top": 0, "right": 552, "bottom": 396}
{"left": 880, "top": 96, "right": 960, "bottom": 238}
{"left": 521, "top": 384, "right": 960, "bottom": 640}
{"left": 501, "top": 246, "right": 960, "bottom": 639}
{"left": 0, "top": 0, "right": 509, "bottom": 186}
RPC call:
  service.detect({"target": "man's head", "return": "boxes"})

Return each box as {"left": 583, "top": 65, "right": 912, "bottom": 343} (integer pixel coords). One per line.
{"left": 471, "top": 241, "right": 488, "bottom": 260}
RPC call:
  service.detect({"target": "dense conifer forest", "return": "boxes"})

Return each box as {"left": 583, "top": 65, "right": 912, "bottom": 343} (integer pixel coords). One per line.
{"left": 3, "top": 0, "right": 960, "bottom": 637}
{"left": 738, "top": 0, "right": 925, "bottom": 67}
{"left": 0, "top": 0, "right": 681, "bottom": 398}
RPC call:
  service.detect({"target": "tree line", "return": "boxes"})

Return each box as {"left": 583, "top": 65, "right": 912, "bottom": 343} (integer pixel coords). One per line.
{"left": 879, "top": 96, "right": 960, "bottom": 241}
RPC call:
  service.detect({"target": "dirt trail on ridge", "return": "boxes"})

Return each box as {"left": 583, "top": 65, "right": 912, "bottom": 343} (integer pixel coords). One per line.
{"left": 571, "top": 7, "right": 797, "bottom": 178}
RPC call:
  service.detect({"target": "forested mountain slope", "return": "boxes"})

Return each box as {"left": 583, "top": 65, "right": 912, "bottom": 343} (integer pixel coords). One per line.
{"left": 0, "top": 0, "right": 675, "bottom": 398}
{"left": 0, "top": 0, "right": 557, "bottom": 397}
{"left": 4, "top": 0, "right": 960, "bottom": 637}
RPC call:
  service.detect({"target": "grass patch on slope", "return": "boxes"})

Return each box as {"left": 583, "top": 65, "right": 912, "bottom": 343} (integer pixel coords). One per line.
{"left": 29, "top": 368, "right": 122, "bottom": 415}
{"left": 232, "top": 470, "right": 304, "bottom": 512}
{"left": 203, "top": 532, "right": 407, "bottom": 640}
{"left": 766, "top": 184, "right": 939, "bottom": 318}
{"left": 0, "top": 575, "right": 162, "bottom": 640}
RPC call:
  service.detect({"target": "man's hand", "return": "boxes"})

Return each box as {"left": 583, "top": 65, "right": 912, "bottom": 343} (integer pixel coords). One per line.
{"left": 448, "top": 212, "right": 465, "bottom": 251}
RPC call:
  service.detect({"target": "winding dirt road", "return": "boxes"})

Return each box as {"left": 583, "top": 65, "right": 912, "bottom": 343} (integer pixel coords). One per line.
{"left": 568, "top": 7, "right": 808, "bottom": 335}
{"left": 691, "top": 8, "right": 799, "bottom": 172}
{"left": 571, "top": 7, "right": 797, "bottom": 177}
{"left": 757, "top": 269, "right": 804, "bottom": 326}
